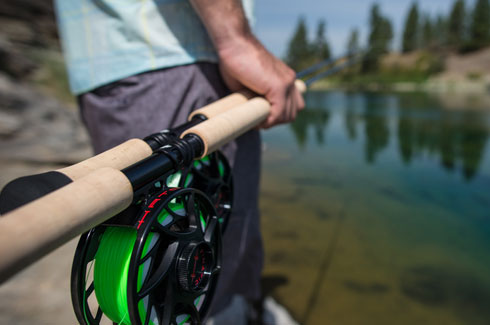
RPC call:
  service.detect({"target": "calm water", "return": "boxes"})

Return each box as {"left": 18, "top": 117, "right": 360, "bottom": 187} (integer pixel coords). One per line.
{"left": 260, "top": 91, "right": 490, "bottom": 325}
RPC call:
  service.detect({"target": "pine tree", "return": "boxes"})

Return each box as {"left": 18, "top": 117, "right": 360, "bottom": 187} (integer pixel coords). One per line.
{"left": 421, "top": 15, "right": 434, "bottom": 49}
{"left": 313, "top": 20, "right": 331, "bottom": 61}
{"left": 402, "top": 2, "right": 420, "bottom": 52}
{"left": 434, "top": 14, "right": 448, "bottom": 48}
{"left": 448, "top": 0, "right": 466, "bottom": 49}
{"left": 285, "top": 17, "right": 312, "bottom": 71}
{"left": 362, "top": 4, "right": 393, "bottom": 73}
{"left": 380, "top": 17, "right": 394, "bottom": 51}
{"left": 346, "top": 28, "right": 360, "bottom": 56}
{"left": 469, "top": 0, "right": 490, "bottom": 49}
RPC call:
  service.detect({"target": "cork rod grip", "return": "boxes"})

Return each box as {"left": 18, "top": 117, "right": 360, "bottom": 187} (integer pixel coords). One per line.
{"left": 189, "top": 80, "right": 306, "bottom": 120}
{"left": 182, "top": 79, "right": 307, "bottom": 158}
{"left": 58, "top": 139, "right": 153, "bottom": 181}
{"left": 0, "top": 167, "right": 133, "bottom": 283}
{"left": 184, "top": 97, "right": 270, "bottom": 157}
{"left": 188, "top": 89, "right": 255, "bottom": 120}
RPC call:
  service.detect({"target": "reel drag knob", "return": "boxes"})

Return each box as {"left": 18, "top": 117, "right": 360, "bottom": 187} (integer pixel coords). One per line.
{"left": 177, "top": 242, "right": 214, "bottom": 293}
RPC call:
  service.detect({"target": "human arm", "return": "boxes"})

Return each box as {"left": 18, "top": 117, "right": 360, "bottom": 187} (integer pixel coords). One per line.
{"left": 189, "top": 0, "right": 305, "bottom": 128}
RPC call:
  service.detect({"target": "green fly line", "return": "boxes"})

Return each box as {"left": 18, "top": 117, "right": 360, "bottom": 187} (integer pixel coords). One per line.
{"left": 166, "top": 156, "right": 225, "bottom": 190}
{"left": 93, "top": 200, "right": 206, "bottom": 324}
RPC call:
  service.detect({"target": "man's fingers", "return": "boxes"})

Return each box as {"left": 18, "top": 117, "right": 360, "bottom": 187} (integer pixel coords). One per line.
{"left": 294, "top": 87, "right": 305, "bottom": 111}
{"left": 286, "top": 91, "right": 295, "bottom": 122}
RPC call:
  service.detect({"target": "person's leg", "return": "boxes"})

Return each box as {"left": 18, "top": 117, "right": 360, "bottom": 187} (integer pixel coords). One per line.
{"left": 78, "top": 63, "right": 263, "bottom": 316}
{"left": 209, "top": 130, "right": 263, "bottom": 315}
{"left": 78, "top": 63, "right": 230, "bottom": 153}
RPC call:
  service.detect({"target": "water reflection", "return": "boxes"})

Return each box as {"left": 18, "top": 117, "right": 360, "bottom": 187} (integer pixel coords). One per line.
{"left": 262, "top": 90, "right": 490, "bottom": 325}
{"left": 290, "top": 91, "right": 490, "bottom": 180}
{"left": 289, "top": 107, "right": 330, "bottom": 149}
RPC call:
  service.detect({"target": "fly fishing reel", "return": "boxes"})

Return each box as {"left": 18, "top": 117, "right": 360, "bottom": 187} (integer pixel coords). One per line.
{"left": 71, "top": 149, "right": 232, "bottom": 325}
{"left": 72, "top": 187, "right": 221, "bottom": 325}
{"left": 168, "top": 151, "right": 233, "bottom": 232}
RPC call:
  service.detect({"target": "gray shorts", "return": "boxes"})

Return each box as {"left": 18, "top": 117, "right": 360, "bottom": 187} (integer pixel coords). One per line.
{"left": 78, "top": 63, "right": 263, "bottom": 315}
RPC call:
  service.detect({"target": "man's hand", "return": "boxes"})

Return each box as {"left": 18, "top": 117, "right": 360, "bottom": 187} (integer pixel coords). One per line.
{"left": 190, "top": 0, "right": 304, "bottom": 129}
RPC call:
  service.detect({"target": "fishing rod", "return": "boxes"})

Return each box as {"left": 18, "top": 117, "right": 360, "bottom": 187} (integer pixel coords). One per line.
{"left": 76, "top": 51, "right": 366, "bottom": 325}
{"left": 0, "top": 57, "right": 356, "bottom": 324}
{"left": 0, "top": 51, "right": 354, "bottom": 216}
{"left": 304, "top": 55, "right": 361, "bottom": 86}
{"left": 296, "top": 51, "right": 357, "bottom": 79}
{"left": 0, "top": 92, "right": 293, "bottom": 323}
{"left": 0, "top": 96, "right": 250, "bottom": 216}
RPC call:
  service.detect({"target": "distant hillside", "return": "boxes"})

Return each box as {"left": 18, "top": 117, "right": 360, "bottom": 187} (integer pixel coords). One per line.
{"left": 438, "top": 47, "right": 490, "bottom": 81}
{"left": 382, "top": 47, "right": 490, "bottom": 82}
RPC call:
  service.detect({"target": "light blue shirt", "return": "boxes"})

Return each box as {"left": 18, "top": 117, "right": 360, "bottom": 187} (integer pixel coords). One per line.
{"left": 54, "top": 0, "right": 254, "bottom": 95}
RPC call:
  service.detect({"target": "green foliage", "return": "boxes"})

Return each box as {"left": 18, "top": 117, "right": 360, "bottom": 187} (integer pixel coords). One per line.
{"left": 466, "top": 71, "right": 482, "bottom": 80}
{"left": 346, "top": 28, "right": 360, "bottom": 56}
{"left": 338, "top": 50, "right": 445, "bottom": 88}
{"left": 448, "top": 0, "right": 466, "bottom": 49}
{"left": 285, "top": 17, "right": 332, "bottom": 72}
{"left": 402, "top": 2, "right": 420, "bottom": 52}
{"left": 421, "top": 15, "right": 434, "bottom": 49}
{"left": 285, "top": 17, "right": 312, "bottom": 71}
{"left": 284, "top": 0, "right": 490, "bottom": 86}
{"left": 362, "top": 4, "right": 393, "bottom": 73}
{"left": 433, "top": 14, "right": 449, "bottom": 48}
{"left": 313, "top": 20, "right": 331, "bottom": 61}
{"left": 469, "top": 0, "right": 490, "bottom": 50}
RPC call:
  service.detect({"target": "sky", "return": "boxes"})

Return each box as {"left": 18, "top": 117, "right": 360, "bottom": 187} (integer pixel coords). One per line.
{"left": 253, "top": 0, "right": 476, "bottom": 58}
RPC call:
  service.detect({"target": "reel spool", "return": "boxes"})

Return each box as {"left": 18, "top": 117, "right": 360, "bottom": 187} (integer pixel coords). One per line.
{"left": 71, "top": 187, "right": 221, "bottom": 325}
{"left": 167, "top": 152, "right": 233, "bottom": 233}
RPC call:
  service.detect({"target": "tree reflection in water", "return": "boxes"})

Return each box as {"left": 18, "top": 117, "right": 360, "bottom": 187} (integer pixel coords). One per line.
{"left": 289, "top": 91, "right": 489, "bottom": 181}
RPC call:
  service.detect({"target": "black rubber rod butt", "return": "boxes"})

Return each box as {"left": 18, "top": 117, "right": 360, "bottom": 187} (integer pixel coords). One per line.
{"left": 0, "top": 167, "right": 133, "bottom": 283}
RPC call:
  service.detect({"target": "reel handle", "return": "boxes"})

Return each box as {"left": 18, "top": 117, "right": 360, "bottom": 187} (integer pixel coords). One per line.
{"left": 182, "top": 79, "right": 306, "bottom": 158}
{"left": 0, "top": 167, "right": 133, "bottom": 283}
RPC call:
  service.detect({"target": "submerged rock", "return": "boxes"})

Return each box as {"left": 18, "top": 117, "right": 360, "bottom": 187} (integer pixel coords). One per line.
{"left": 400, "top": 265, "right": 490, "bottom": 323}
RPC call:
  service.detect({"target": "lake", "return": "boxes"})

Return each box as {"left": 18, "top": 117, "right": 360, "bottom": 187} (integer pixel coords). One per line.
{"left": 260, "top": 90, "right": 490, "bottom": 325}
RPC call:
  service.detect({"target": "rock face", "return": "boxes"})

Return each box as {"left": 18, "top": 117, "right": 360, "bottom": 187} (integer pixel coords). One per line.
{"left": 0, "top": 1, "right": 59, "bottom": 80}
{"left": 0, "top": 1, "right": 90, "bottom": 188}
{"left": 0, "top": 4, "right": 91, "bottom": 321}
{"left": 0, "top": 72, "right": 91, "bottom": 187}
{"left": 0, "top": 1, "right": 58, "bottom": 47}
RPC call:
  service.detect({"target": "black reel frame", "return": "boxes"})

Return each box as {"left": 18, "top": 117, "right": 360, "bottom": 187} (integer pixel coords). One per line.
{"left": 71, "top": 187, "right": 221, "bottom": 325}
{"left": 71, "top": 132, "right": 232, "bottom": 325}
{"left": 174, "top": 151, "right": 233, "bottom": 233}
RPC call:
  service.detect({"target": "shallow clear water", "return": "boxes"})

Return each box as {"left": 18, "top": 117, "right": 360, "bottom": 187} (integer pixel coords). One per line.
{"left": 260, "top": 90, "right": 490, "bottom": 325}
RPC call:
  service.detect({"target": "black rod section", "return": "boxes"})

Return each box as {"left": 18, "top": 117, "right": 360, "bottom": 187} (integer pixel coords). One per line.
{"left": 304, "top": 57, "right": 361, "bottom": 87}
{"left": 144, "top": 114, "right": 206, "bottom": 151}
{"left": 123, "top": 134, "right": 204, "bottom": 191}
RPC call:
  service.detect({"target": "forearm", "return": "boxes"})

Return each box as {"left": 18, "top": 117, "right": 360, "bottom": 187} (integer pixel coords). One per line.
{"left": 190, "top": 0, "right": 305, "bottom": 128}
{"left": 190, "top": 0, "right": 258, "bottom": 55}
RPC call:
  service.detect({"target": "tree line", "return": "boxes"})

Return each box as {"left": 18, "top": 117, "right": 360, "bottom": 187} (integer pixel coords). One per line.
{"left": 286, "top": 0, "right": 490, "bottom": 74}
{"left": 402, "top": 0, "right": 490, "bottom": 53}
